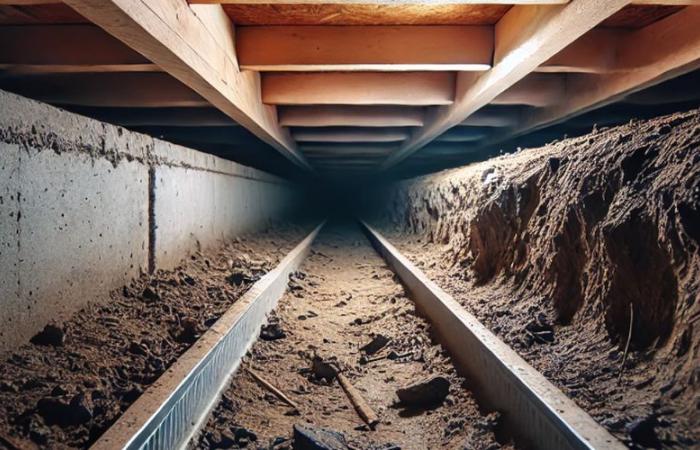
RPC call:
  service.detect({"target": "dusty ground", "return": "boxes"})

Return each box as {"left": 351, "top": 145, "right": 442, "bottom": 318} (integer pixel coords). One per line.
{"left": 194, "top": 223, "right": 510, "bottom": 450}
{"left": 0, "top": 222, "right": 310, "bottom": 450}
{"left": 371, "top": 109, "right": 700, "bottom": 449}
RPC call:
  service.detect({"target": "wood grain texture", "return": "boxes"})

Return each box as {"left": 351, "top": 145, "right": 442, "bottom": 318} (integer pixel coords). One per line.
{"left": 237, "top": 25, "right": 492, "bottom": 71}
{"left": 262, "top": 72, "right": 456, "bottom": 106}
{"left": 221, "top": 3, "right": 510, "bottom": 25}
{"left": 601, "top": 4, "right": 684, "bottom": 27}
{"left": 279, "top": 105, "right": 424, "bottom": 127}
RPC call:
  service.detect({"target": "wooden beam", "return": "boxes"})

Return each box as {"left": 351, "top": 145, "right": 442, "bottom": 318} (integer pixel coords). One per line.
{"left": 237, "top": 25, "right": 492, "bottom": 72}
{"left": 60, "top": 106, "right": 237, "bottom": 127}
{"left": 279, "top": 105, "right": 424, "bottom": 127}
{"left": 536, "top": 29, "right": 625, "bottom": 73}
{"left": 381, "top": 0, "right": 628, "bottom": 169}
{"left": 459, "top": 107, "right": 523, "bottom": 127}
{"left": 491, "top": 73, "right": 566, "bottom": 106}
{"left": 130, "top": 126, "right": 260, "bottom": 145}
{"left": 0, "top": 72, "right": 211, "bottom": 107}
{"left": 300, "top": 143, "right": 397, "bottom": 155}
{"left": 262, "top": 72, "right": 455, "bottom": 105}
{"left": 414, "top": 142, "right": 482, "bottom": 156}
{"left": 0, "top": 25, "right": 149, "bottom": 64}
{"left": 293, "top": 127, "right": 410, "bottom": 143}
{"left": 0, "top": 64, "right": 160, "bottom": 75}
{"left": 496, "top": 5, "right": 700, "bottom": 142}
{"left": 62, "top": 0, "right": 310, "bottom": 171}
{"left": 436, "top": 127, "right": 489, "bottom": 142}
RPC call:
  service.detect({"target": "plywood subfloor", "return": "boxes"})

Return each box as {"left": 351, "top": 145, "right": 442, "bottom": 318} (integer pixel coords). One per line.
{"left": 601, "top": 4, "right": 684, "bottom": 28}
{"left": 221, "top": 3, "right": 511, "bottom": 25}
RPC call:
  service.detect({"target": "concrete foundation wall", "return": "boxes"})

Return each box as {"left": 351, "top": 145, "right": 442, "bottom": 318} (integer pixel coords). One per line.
{"left": 152, "top": 141, "right": 297, "bottom": 270}
{"left": 0, "top": 90, "right": 300, "bottom": 352}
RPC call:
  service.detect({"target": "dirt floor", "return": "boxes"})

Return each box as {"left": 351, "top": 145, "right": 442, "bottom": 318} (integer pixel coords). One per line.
{"left": 370, "top": 109, "right": 700, "bottom": 449}
{"left": 0, "top": 222, "right": 310, "bottom": 450}
{"left": 194, "top": 222, "right": 510, "bottom": 450}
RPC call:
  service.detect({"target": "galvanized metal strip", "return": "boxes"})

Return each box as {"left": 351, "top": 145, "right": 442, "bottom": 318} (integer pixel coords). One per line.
{"left": 91, "top": 222, "right": 325, "bottom": 450}
{"left": 360, "top": 221, "right": 624, "bottom": 450}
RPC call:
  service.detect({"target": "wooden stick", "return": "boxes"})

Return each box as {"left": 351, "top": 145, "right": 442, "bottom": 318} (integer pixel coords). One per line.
{"left": 246, "top": 368, "right": 300, "bottom": 412}
{"left": 618, "top": 303, "right": 634, "bottom": 383}
{"left": 337, "top": 373, "right": 379, "bottom": 429}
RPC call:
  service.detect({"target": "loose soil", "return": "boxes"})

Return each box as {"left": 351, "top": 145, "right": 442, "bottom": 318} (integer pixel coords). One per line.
{"left": 194, "top": 223, "right": 510, "bottom": 450}
{"left": 371, "top": 109, "right": 700, "bottom": 449}
{"left": 0, "top": 222, "right": 311, "bottom": 450}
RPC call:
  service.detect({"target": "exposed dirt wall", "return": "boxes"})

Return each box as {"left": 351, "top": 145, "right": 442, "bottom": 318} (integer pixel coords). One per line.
{"left": 368, "top": 109, "right": 700, "bottom": 447}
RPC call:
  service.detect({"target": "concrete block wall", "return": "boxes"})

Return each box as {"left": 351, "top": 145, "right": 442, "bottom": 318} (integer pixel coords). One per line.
{"left": 0, "top": 90, "right": 300, "bottom": 352}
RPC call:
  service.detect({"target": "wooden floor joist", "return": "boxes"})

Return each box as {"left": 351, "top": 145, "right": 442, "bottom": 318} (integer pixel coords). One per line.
{"left": 491, "top": 73, "right": 566, "bottom": 107}
{"left": 381, "top": 0, "right": 630, "bottom": 169}
{"left": 262, "top": 72, "right": 456, "bottom": 106}
{"left": 62, "top": 0, "right": 312, "bottom": 171}
{"left": 300, "top": 143, "right": 398, "bottom": 155}
{"left": 237, "top": 25, "right": 492, "bottom": 72}
{"left": 0, "top": 25, "right": 149, "bottom": 65}
{"left": 292, "top": 127, "right": 410, "bottom": 143}
{"left": 279, "top": 105, "right": 425, "bottom": 127}
{"left": 0, "top": 72, "right": 211, "bottom": 107}
{"left": 62, "top": 106, "right": 237, "bottom": 127}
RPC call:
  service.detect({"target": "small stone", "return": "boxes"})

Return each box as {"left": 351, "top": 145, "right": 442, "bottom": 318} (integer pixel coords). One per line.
{"left": 311, "top": 357, "right": 337, "bottom": 382}
{"left": 360, "top": 334, "right": 390, "bottom": 355}
{"left": 30, "top": 323, "right": 65, "bottom": 347}
{"left": 626, "top": 416, "right": 661, "bottom": 448}
{"left": 232, "top": 425, "right": 257, "bottom": 443}
{"left": 141, "top": 286, "right": 160, "bottom": 302}
{"left": 129, "top": 341, "right": 149, "bottom": 356}
{"left": 548, "top": 157, "right": 561, "bottom": 173}
{"left": 37, "top": 392, "right": 92, "bottom": 428}
{"left": 292, "top": 424, "right": 349, "bottom": 450}
{"left": 227, "top": 271, "right": 248, "bottom": 286}
{"left": 177, "top": 317, "right": 200, "bottom": 343}
{"left": 396, "top": 376, "right": 450, "bottom": 407}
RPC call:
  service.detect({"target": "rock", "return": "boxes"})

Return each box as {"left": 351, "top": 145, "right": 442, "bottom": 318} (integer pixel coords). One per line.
{"left": 141, "top": 286, "right": 160, "bottom": 302}
{"left": 30, "top": 323, "right": 65, "bottom": 347}
{"left": 548, "top": 157, "right": 561, "bottom": 173}
{"left": 396, "top": 376, "right": 450, "bottom": 406}
{"left": 227, "top": 270, "right": 248, "bottom": 286}
{"left": 232, "top": 425, "right": 258, "bottom": 444}
{"left": 360, "top": 334, "right": 390, "bottom": 355}
{"left": 177, "top": 317, "right": 200, "bottom": 343}
{"left": 260, "top": 322, "right": 286, "bottom": 341}
{"left": 292, "top": 424, "right": 349, "bottom": 450}
{"left": 129, "top": 341, "right": 149, "bottom": 356}
{"left": 37, "top": 393, "right": 92, "bottom": 428}
{"left": 311, "top": 357, "right": 337, "bottom": 382}
{"left": 626, "top": 415, "right": 661, "bottom": 449}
